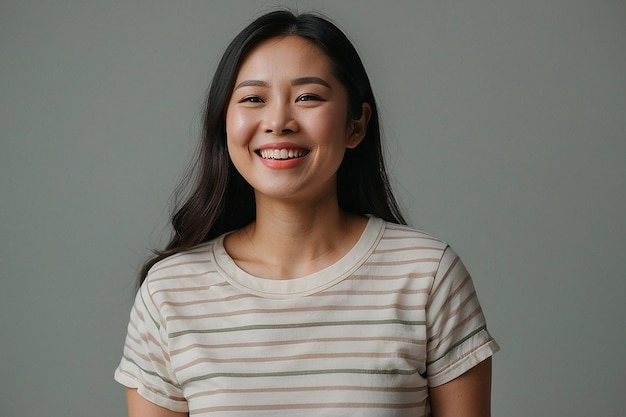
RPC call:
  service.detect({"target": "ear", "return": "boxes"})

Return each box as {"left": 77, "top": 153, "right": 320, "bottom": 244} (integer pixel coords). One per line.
{"left": 346, "top": 102, "right": 372, "bottom": 149}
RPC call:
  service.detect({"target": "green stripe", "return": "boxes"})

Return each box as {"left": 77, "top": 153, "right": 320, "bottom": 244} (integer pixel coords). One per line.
{"left": 169, "top": 319, "right": 425, "bottom": 338}
{"left": 181, "top": 367, "right": 420, "bottom": 386}
{"left": 426, "top": 325, "right": 487, "bottom": 366}
{"left": 122, "top": 354, "right": 180, "bottom": 389}
{"left": 140, "top": 290, "right": 160, "bottom": 330}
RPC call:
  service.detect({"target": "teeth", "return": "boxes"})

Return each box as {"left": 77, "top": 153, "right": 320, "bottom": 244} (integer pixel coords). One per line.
{"left": 259, "top": 148, "right": 306, "bottom": 160}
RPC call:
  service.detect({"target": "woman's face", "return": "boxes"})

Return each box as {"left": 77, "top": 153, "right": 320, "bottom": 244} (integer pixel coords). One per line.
{"left": 225, "top": 35, "right": 369, "bottom": 205}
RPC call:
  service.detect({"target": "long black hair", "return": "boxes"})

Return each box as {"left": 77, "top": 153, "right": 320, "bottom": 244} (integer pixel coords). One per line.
{"left": 139, "top": 10, "right": 406, "bottom": 284}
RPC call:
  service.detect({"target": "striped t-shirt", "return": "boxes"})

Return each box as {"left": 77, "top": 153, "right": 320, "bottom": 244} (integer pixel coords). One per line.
{"left": 115, "top": 217, "right": 499, "bottom": 416}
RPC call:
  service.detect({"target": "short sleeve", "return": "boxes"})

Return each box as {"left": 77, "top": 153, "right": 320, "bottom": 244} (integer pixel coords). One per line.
{"left": 114, "top": 280, "right": 188, "bottom": 412}
{"left": 425, "top": 246, "right": 500, "bottom": 387}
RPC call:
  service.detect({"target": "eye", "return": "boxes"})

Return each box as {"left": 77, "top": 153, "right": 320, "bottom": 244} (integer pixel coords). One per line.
{"left": 239, "top": 96, "right": 264, "bottom": 103}
{"left": 296, "top": 94, "right": 321, "bottom": 102}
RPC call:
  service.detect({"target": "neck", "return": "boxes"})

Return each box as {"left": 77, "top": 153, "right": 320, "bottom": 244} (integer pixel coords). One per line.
{"left": 225, "top": 195, "right": 368, "bottom": 279}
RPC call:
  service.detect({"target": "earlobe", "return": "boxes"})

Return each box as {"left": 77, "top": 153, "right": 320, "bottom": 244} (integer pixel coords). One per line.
{"left": 346, "top": 103, "right": 372, "bottom": 149}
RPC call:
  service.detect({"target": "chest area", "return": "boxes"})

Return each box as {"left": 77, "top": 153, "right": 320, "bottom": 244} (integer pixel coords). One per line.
{"left": 165, "top": 276, "right": 431, "bottom": 414}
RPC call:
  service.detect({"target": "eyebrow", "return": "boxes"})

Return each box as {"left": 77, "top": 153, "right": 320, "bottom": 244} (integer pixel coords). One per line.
{"left": 291, "top": 77, "right": 331, "bottom": 88}
{"left": 233, "top": 77, "right": 331, "bottom": 91}
{"left": 233, "top": 80, "right": 269, "bottom": 90}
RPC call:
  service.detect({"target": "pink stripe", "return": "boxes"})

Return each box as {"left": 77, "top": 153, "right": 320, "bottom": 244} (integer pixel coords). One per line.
{"left": 187, "top": 384, "right": 427, "bottom": 399}
{"left": 366, "top": 257, "right": 441, "bottom": 266}
{"left": 347, "top": 271, "right": 434, "bottom": 280}
{"left": 373, "top": 245, "right": 443, "bottom": 254}
{"left": 192, "top": 400, "right": 426, "bottom": 413}
{"left": 175, "top": 351, "right": 421, "bottom": 372}
{"left": 170, "top": 336, "right": 425, "bottom": 355}
{"left": 166, "top": 303, "right": 426, "bottom": 321}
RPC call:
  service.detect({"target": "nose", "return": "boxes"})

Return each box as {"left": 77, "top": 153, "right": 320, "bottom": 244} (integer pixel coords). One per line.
{"left": 262, "top": 100, "right": 297, "bottom": 135}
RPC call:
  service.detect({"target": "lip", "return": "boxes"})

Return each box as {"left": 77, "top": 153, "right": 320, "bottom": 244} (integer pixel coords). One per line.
{"left": 255, "top": 142, "right": 310, "bottom": 169}
{"left": 255, "top": 142, "right": 309, "bottom": 151}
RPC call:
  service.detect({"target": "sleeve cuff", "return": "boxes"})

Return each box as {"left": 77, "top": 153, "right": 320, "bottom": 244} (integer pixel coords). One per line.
{"left": 427, "top": 332, "right": 500, "bottom": 387}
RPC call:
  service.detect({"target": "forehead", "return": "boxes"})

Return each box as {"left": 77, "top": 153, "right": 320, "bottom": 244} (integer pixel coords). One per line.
{"left": 235, "top": 36, "right": 333, "bottom": 80}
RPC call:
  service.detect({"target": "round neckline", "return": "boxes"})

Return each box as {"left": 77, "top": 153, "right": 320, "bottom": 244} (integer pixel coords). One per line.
{"left": 211, "top": 216, "right": 385, "bottom": 299}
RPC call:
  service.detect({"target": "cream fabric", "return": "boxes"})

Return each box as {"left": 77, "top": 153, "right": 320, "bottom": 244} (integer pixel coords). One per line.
{"left": 115, "top": 217, "right": 499, "bottom": 416}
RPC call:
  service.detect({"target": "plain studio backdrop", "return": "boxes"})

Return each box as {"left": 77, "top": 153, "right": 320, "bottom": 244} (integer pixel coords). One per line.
{"left": 1, "top": 1, "right": 624, "bottom": 415}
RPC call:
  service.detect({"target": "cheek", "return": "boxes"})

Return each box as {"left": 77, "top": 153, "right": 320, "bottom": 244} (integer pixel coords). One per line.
{"left": 225, "top": 110, "right": 255, "bottom": 145}
{"left": 307, "top": 110, "right": 350, "bottom": 144}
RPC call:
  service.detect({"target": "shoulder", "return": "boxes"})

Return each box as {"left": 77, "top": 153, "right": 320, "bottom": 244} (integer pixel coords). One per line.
{"left": 364, "top": 220, "right": 453, "bottom": 279}
{"left": 379, "top": 223, "right": 468, "bottom": 282}
{"left": 142, "top": 239, "right": 223, "bottom": 300}
{"left": 379, "top": 221, "right": 449, "bottom": 252}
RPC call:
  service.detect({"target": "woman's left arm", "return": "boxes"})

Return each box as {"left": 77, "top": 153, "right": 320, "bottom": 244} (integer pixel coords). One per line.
{"left": 429, "top": 358, "right": 493, "bottom": 417}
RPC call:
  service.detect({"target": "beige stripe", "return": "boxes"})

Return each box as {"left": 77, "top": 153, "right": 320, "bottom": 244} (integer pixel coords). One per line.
{"left": 373, "top": 245, "right": 443, "bottom": 254}
{"left": 175, "top": 351, "right": 421, "bottom": 372}
{"left": 428, "top": 335, "right": 492, "bottom": 378}
{"left": 365, "top": 257, "right": 441, "bottom": 267}
{"left": 381, "top": 233, "right": 441, "bottom": 243}
{"left": 167, "top": 303, "right": 426, "bottom": 321}
{"left": 428, "top": 306, "right": 483, "bottom": 352}
{"left": 120, "top": 355, "right": 180, "bottom": 389}
{"left": 124, "top": 342, "right": 167, "bottom": 367}
{"left": 153, "top": 283, "right": 244, "bottom": 298}
{"left": 148, "top": 270, "right": 217, "bottom": 284}
{"left": 160, "top": 288, "right": 428, "bottom": 308}
{"left": 192, "top": 400, "right": 426, "bottom": 413}
{"left": 151, "top": 244, "right": 210, "bottom": 272}
{"left": 181, "top": 367, "right": 421, "bottom": 386}
{"left": 132, "top": 305, "right": 160, "bottom": 338}
{"left": 187, "top": 384, "right": 426, "bottom": 399}
{"left": 443, "top": 274, "right": 472, "bottom": 305}
{"left": 312, "top": 288, "right": 429, "bottom": 297}
{"left": 151, "top": 255, "right": 210, "bottom": 274}
{"left": 170, "top": 336, "right": 426, "bottom": 356}
{"left": 426, "top": 282, "right": 477, "bottom": 345}
{"left": 150, "top": 280, "right": 230, "bottom": 299}
{"left": 348, "top": 271, "right": 434, "bottom": 280}
{"left": 116, "top": 369, "right": 186, "bottom": 402}
{"left": 142, "top": 284, "right": 166, "bottom": 329}
{"left": 158, "top": 293, "right": 253, "bottom": 308}
{"left": 427, "top": 288, "right": 476, "bottom": 344}
{"left": 428, "top": 274, "right": 473, "bottom": 326}
{"left": 124, "top": 331, "right": 141, "bottom": 347}
{"left": 381, "top": 235, "right": 439, "bottom": 242}
{"left": 429, "top": 252, "right": 461, "bottom": 300}
{"left": 129, "top": 314, "right": 170, "bottom": 360}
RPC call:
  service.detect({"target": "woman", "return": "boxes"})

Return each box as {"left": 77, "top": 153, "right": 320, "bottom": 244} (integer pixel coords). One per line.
{"left": 115, "top": 10, "right": 499, "bottom": 417}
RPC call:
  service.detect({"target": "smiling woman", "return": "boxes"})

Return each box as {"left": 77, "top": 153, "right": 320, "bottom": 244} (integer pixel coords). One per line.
{"left": 114, "top": 10, "right": 499, "bottom": 417}
{"left": 225, "top": 35, "right": 369, "bottom": 201}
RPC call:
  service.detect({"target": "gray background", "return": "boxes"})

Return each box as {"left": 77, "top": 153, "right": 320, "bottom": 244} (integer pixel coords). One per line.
{"left": 1, "top": 1, "right": 625, "bottom": 416}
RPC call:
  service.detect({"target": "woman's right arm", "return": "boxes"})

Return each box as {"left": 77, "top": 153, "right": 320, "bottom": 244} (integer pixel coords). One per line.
{"left": 126, "top": 389, "right": 188, "bottom": 417}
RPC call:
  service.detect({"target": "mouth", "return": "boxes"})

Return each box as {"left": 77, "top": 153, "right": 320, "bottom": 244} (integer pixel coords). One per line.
{"left": 255, "top": 148, "right": 310, "bottom": 160}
